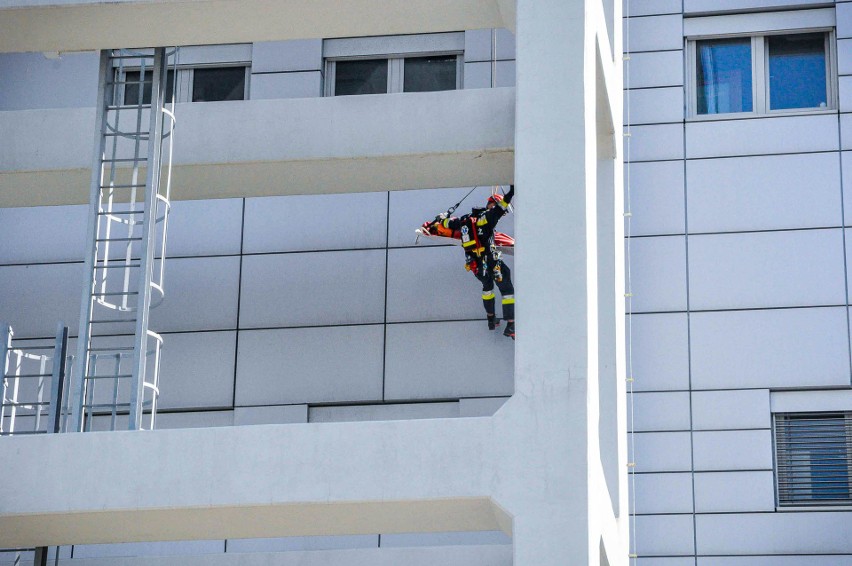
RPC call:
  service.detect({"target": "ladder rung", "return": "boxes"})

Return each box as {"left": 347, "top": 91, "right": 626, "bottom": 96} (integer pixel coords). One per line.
{"left": 96, "top": 237, "right": 142, "bottom": 242}
{"left": 93, "top": 291, "right": 139, "bottom": 297}
{"left": 86, "top": 374, "right": 133, "bottom": 380}
{"left": 84, "top": 402, "right": 132, "bottom": 408}
{"left": 98, "top": 210, "right": 144, "bottom": 216}
{"left": 94, "top": 264, "right": 141, "bottom": 269}
{"left": 104, "top": 131, "right": 150, "bottom": 137}
{"left": 101, "top": 158, "right": 148, "bottom": 163}
{"left": 90, "top": 319, "right": 136, "bottom": 324}
{"left": 107, "top": 54, "right": 155, "bottom": 60}
{"left": 106, "top": 105, "right": 151, "bottom": 111}
{"left": 88, "top": 347, "right": 135, "bottom": 352}
{"left": 100, "top": 184, "right": 147, "bottom": 190}
{"left": 2, "top": 373, "right": 52, "bottom": 378}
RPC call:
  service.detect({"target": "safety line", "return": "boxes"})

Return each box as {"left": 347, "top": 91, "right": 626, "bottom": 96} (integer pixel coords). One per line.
{"left": 624, "top": 1, "right": 639, "bottom": 564}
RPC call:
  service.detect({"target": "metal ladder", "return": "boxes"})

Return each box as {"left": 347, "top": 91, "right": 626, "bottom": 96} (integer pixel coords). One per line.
{"left": 71, "top": 48, "right": 177, "bottom": 432}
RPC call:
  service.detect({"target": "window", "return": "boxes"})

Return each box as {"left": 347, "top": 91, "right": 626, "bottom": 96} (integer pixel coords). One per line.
{"left": 119, "top": 66, "right": 248, "bottom": 105}
{"left": 689, "top": 31, "right": 834, "bottom": 117}
{"left": 323, "top": 33, "right": 463, "bottom": 96}
{"left": 774, "top": 412, "right": 852, "bottom": 506}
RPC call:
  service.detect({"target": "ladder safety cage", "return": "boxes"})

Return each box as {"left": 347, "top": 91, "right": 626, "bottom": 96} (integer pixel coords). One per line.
{"left": 1, "top": 323, "right": 70, "bottom": 436}
{"left": 71, "top": 47, "right": 178, "bottom": 433}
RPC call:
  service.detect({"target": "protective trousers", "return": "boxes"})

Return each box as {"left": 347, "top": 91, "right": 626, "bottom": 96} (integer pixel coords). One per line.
{"left": 476, "top": 259, "right": 515, "bottom": 321}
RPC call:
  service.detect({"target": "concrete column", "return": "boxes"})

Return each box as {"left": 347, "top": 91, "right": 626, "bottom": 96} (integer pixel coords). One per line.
{"left": 505, "top": 0, "right": 599, "bottom": 564}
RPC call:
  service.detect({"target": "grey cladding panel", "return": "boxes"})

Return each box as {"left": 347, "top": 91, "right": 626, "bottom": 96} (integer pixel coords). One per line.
{"left": 692, "top": 430, "right": 773, "bottom": 471}
{"left": 624, "top": 50, "right": 684, "bottom": 89}
{"left": 629, "top": 391, "right": 690, "bottom": 431}
{"left": 162, "top": 199, "right": 243, "bottom": 258}
{"left": 625, "top": 160, "right": 685, "bottom": 236}
{"left": 149, "top": 256, "right": 241, "bottom": 332}
{"left": 628, "top": 236, "right": 687, "bottom": 313}
{"left": 624, "top": 14, "right": 683, "bottom": 53}
{"left": 0, "top": 262, "right": 84, "bottom": 338}
{"left": 251, "top": 39, "right": 323, "bottom": 73}
{"left": 235, "top": 325, "right": 384, "bottom": 406}
{"left": 386, "top": 246, "right": 502, "bottom": 322}
{"left": 693, "top": 471, "right": 775, "bottom": 513}
{"left": 250, "top": 72, "right": 322, "bottom": 100}
{"left": 686, "top": 115, "right": 839, "bottom": 158}
{"left": 688, "top": 229, "right": 847, "bottom": 310}
{"left": 0, "top": 204, "right": 87, "bottom": 264}
{"left": 243, "top": 192, "right": 388, "bottom": 253}
{"left": 156, "top": 331, "right": 236, "bottom": 411}
{"left": 629, "top": 313, "right": 690, "bottom": 392}
{"left": 690, "top": 307, "right": 850, "bottom": 390}
{"left": 633, "top": 514, "right": 695, "bottom": 556}
{"left": 630, "top": 431, "right": 692, "bottom": 472}
{"left": 384, "top": 321, "right": 513, "bottom": 400}
{"left": 632, "top": 473, "right": 693, "bottom": 514}
{"left": 239, "top": 250, "right": 386, "bottom": 328}
{"left": 696, "top": 512, "right": 852, "bottom": 555}
{"left": 692, "top": 390, "right": 770, "bottom": 431}
{"left": 687, "top": 153, "right": 842, "bottom": 233}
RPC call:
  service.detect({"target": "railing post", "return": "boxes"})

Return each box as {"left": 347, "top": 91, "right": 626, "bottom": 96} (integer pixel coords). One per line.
{"left": 47, "top": 323, "right": 69, "bottom": 435}
{"left": 0, "top": 323, "right": 11, "bottom": 434}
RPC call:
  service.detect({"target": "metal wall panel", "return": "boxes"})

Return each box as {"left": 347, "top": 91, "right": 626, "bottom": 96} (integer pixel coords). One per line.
{"left": 629, "top": 236, "right": 687, "bottom": 313}
{"left": 250, "top": 72, "right": 323, "bottom": 100}
{"left": 629, "top": 313, "right": 690, "bottom": 392}
{"left": 625, "top": 15, "right": 684, "bottom": 52}
{"left": 687, "top": 153, "right": 842, "bottom": 233}
{"left": 633, "top": 514, "right": 695, "bottom": 556}
{"left": 235, "top": 325, "right": 384, "bottom": 406}
{"left": 630, "top": 392, "right": 691, "bottom": 431}
{"left": 0, "top": 204, "right": 87, "bottom": 264}
{"left": 693, "top": 471, "right": 775, "bottom": 513}
{"left": 627, "top": 124, "right": 685, "bottom": 161}
{"left": 692, "top": 430, "right": 773, "bottom": 471}
{"left": 691, "top": 390, "right": 770, "bottom": 431}
{"left": 163, "top": 198, "right": 243, "bottom": 258}
{"left": 688, "top": 229, "right": 846, "bottom": 310}
{"left": 632, "top": 472, "right": 694, "bottom": 514}
{"left": 157, "top": 331, "right": 236, "bottom": 410}
{"left": 243, "top": 192, "right": 388, "bottom": 253}
{"left": 630, "top": 431, "right": 693, "bottom": 472}
{"left": 686, "top": 115, "right": 839, "bottom": 159}
{"left": 689, "top": 307, "right": 850, "bottom": 389}
{"left": 384, "top": 321, "right": 513, "bottom": 400}
{"left": 625, "top": 160, "right": 685, "bottom": 236}
{"left": 696, "top": 512, "right": 852, "bottom": 555}
{"left": 239, "top": 250, "right": 386, "bottom": 328}
{"left": 149, "top": 256, "right": 241, "bottom": 332}
{"left": 0, "top": 262, "right": 84, "bottom": 338}
{"left": 252, "top": 39, "right": 323, "bottom": 73}
{"left": 625, "top": 87, "right": 684, "bottom": 125}
{"left": 624, "top": 50, "right": 684, "bottom": 89}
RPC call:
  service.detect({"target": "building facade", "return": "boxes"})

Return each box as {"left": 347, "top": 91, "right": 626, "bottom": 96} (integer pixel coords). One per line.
{"left": 1, "top": 0, "right": 851, "bottom": 565}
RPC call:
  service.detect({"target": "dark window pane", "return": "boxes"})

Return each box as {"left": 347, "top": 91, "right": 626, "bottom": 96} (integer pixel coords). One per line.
{"left": 696, "top": 38, "right": 753, "bottom": 114}
{"left": 768, "top": 33, "right": 827, "bottom": 110}
{"left": 334, "top": 59, "right": 388, "bottom": 95}
{"left": 403, "top": 55, "right": 457, "bottom": 92}
{"left": 192, "top": 67, "right": 246, "bottom": 102}
{"left": 123, "top": 70, "right": 174, "bottom": 105}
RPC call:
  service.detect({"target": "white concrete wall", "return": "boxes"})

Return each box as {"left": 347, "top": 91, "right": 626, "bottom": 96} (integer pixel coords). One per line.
{"left": 625, "top": 1, "right": 852, "bottom": 564}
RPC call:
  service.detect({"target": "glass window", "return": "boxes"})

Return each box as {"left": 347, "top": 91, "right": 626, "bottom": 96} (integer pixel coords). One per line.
{"left": 123, "top": 69, "right": 175, "bottom": 105}
{"left": 696, "top": 38, "right": 753, "bottom": 115}
{"left": 334, "top": 59, "right": 388, "bottom": 96}
{"left": 768, "top": 33, "right": 827, "bottom": 110}
{"left": 192, "top": 67, "right": 246, "bottom": 102}
{"left": 403, "top": 55, "right": 457, "bottom": 92}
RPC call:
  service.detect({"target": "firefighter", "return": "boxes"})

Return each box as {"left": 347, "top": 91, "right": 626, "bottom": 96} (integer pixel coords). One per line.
{"left": 432, "top": 185, "right": 515, "bottom": 339}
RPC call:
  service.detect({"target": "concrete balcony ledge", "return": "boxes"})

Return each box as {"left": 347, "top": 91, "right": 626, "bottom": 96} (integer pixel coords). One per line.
{"left": 0, "top": 87, "right": 515, "bottom": 207}
{"left": 0, "top": 0, "right": 515, "bottom": 53}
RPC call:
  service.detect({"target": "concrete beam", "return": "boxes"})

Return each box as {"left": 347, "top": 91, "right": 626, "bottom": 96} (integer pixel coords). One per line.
{"left": 0, "top": 88, "right": 515, "bottom": 207}
{"left": 0, "top": 0, "right": 511, "bottom": 54}
{"left": 0, "top": 418, "right": 501, "bottom": 548}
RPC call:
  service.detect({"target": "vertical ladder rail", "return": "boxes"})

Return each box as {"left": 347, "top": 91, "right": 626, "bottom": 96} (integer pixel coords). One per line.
{"left": 129, "top": 47, "right": 166, "bottom": 430}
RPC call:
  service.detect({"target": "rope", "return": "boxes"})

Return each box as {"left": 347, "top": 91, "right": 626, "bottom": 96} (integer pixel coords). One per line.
{"left": 446, "top": 185, "right": 479, "bottom": 215}
{"left": 624, "top": 1, "right": 639, "bottom": 563}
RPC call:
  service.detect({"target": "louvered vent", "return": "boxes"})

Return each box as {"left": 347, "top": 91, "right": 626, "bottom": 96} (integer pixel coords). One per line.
{"left": 775, "top": 412, "right": 852, "bottom": 506}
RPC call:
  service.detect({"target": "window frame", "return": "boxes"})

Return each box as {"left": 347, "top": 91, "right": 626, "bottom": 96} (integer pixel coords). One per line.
{"left": 772, "top": 411, "right": 852, "bottom": 510}
{"left": 323, "top": 51, "right": 463, "bottom": 96}
{"left": 117, "top": 63, "right": 251, "bottom": 105}
{"left": 686, "top": 28, "right": 837, "bottom": 120}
